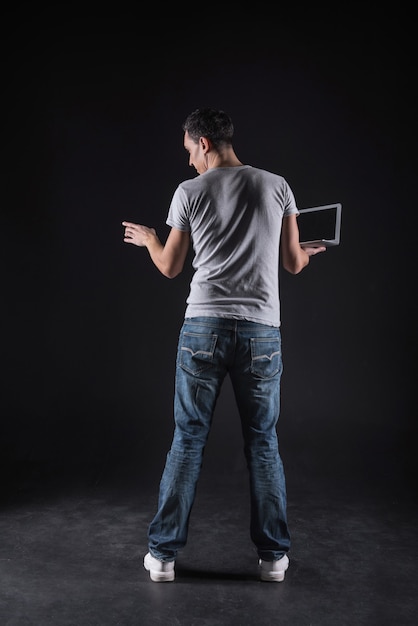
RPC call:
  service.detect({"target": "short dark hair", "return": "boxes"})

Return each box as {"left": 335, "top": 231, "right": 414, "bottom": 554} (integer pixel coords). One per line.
{"left": 182, "top": 108, "right": 234, "bottom": 149}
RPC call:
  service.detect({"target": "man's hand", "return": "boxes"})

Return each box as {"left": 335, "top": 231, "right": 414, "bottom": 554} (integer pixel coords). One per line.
{"left": 121, "top": 222, "right": 190, "bottom": 278}
{"left": 301, "top": 245, "right": 327, "bottom": 256}
{"left": 122, "top": 221, "right": 156, "bottom": 247}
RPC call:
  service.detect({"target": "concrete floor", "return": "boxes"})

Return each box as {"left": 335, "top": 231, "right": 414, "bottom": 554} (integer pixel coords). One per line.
{"left": 1, "top": 463, "right": 417, "bottom": 626}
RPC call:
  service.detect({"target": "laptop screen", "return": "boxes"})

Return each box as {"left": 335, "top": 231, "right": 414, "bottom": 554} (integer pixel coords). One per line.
{"left": 298, "top": 203, "right": 342, "bottom": 247}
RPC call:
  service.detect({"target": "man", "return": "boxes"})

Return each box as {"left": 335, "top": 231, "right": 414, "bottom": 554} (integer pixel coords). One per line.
{"left": 122, "top": 108, "right": 325, "bottom": 583}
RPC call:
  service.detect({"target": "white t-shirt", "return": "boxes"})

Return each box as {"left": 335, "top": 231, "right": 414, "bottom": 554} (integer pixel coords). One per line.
{"left": 166, "top": 165, "right": 298, "bottom": 327}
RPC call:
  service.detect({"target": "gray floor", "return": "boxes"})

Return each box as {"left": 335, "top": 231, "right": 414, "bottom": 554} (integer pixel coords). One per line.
{"left": 1, "top": 463, "right": 417, "bottom": 626}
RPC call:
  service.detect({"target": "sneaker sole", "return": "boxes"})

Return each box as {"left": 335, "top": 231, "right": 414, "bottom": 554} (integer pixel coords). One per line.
{"left": 260, "top": 570, "right": 286, "bottom": 582}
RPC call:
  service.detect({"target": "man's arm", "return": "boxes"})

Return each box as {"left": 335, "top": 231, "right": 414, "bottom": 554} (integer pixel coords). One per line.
{"left": 281, "top": 214, "right": 326, "bottom": 274}
{"left": 122, "top": 221, "right": 190, "bottom": 278}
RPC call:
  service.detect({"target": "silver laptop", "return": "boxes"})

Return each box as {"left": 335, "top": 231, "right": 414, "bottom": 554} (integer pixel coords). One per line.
{"left": 298, "top": 202, "right": 342, "bottom": 248}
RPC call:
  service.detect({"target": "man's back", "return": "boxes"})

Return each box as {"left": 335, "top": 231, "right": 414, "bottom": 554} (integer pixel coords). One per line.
{"left": 167, "top": 165, "right": 299, "bottom": 327}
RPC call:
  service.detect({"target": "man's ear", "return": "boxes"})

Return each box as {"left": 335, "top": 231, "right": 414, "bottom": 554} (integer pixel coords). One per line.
{"left": 199, "top": 136, "right": 211, "bottom": 152}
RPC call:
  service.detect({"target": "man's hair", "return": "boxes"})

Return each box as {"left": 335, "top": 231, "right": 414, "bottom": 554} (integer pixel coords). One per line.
{"left": 182, "top": 108, "right": 234, "bottom": 149}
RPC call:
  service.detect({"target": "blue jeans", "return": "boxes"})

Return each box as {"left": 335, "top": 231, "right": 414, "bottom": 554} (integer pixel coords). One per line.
{"left": 148, "top": 317, "right": 290, "bottom": 562}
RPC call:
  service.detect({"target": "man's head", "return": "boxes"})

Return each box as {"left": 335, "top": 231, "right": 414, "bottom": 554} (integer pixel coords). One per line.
{"left": 182, "top": 108, "right": 234, "bottom": 150}
{"left": 182, "top": 108, "right": 235, "bottom": 174}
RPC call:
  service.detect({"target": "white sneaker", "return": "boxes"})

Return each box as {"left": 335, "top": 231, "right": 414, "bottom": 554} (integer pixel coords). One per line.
{"left": 144, "top": 552, "right": 175, "bottom": 582}
{"left": 259, "top": 554, "right": 289, "bottom": 582}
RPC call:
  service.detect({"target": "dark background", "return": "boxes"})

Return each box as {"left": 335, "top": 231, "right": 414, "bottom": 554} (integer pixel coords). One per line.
{"left": 2, "top": 16, "right": 416, "bottom": 500}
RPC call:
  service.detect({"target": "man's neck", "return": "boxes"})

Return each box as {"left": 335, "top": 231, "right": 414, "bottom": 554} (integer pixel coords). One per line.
{"left": 207, "top": 146, "right": 243, "bottom": 169}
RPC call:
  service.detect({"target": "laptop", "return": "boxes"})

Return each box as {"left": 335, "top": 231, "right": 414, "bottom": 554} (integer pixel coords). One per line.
{"left": 298, "top": 202, "right": 342, "bottom": 248}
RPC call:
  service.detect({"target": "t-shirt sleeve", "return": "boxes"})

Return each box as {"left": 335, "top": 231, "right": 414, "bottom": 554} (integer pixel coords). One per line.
{"left": 283, "top": 179, "right": 299, "bottom": 217}
{"left": 166, "top": 186, "right": 191, "bottom": 232}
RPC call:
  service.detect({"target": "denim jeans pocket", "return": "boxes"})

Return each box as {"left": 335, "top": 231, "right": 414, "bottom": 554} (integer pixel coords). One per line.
{"left": 179, "top": 332, "right": 218, "bottom": 375}
{"left": 250, "top": 337, "right": 282, "bottom": 379}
